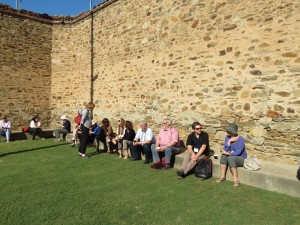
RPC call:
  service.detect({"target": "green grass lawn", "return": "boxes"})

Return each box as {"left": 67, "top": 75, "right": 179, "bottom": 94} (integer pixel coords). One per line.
{"left": 1, "top": 139, "right": 299, "bottom": 225}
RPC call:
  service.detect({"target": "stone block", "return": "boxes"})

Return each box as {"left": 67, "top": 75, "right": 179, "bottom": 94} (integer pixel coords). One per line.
{"left": 249, "top": 127, "right": 266, "bottom": 137}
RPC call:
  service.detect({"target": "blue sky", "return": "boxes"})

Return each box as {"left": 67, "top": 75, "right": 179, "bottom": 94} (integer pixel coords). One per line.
{"left": 0, "top": 0, "right": 105, "bottom": 16}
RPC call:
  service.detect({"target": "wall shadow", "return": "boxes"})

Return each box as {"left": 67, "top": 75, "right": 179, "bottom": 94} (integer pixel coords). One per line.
{"left": 0, "top": 143, "right": 69, "bottom": 158}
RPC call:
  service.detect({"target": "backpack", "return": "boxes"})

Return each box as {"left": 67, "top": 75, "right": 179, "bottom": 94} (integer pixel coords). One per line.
{"left": 297, "top": 167, "right": 300, "bottom": 181}
{"left": 195, "top": 158, "right": 212, "bottom": 180}
{"left": 244, "top": 155, "right": 261, "bottom": 171}
{"left": 74, "top": 113, "right": 82, "bottom": 125}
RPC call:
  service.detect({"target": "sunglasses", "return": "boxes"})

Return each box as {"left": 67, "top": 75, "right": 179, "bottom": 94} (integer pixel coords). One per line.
{"left": 162, "top": 122, "right": 167, "bottom": 124}
{"left": 195, "top": 128, "right": 201, "bottom": 130}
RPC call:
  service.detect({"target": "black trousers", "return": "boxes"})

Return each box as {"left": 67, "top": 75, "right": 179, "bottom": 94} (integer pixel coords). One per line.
{"left": 30, "top": 128, "right": 45, "bottom": 140}
{"left": 130, "top": 143, "right": 152, "bottom": 161}
{"left": 95, "top": 135, "right": 108, "bottom": 151}
{"left": 96, "top": 132, "right": 108, "bottom": 152}
{"left": 78, "top": 125, "right": 89, "bottom": 154}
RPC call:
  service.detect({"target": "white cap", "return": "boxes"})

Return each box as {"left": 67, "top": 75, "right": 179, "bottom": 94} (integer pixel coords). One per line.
{"left": 60, "top": 115, "right": 67, "bottom": 120}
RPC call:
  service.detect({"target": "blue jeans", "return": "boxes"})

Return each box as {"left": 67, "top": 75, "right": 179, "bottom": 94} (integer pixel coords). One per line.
{"left": 0, "top": 129, "right": 10, "bottom": 142}
{"left": 151, "top": 144, "right": 180, "bottom": 164}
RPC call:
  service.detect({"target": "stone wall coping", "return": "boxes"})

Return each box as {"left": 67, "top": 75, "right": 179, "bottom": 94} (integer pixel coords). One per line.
{"left": 0, "top": 0, "right": 120, "bottom": 25}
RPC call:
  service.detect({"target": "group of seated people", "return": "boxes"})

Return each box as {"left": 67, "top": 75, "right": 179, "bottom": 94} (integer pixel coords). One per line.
{"left": 54, "top": 113, "right": 246, "bottom": 187}
{"left": 1, "top": 111, "right": 247, "bottom": 187}
{"left": 0, "top": 114, "right": 48, "bottom": 142}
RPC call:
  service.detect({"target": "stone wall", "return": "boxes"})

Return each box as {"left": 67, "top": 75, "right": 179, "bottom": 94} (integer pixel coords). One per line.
{"left": 51, "top": 19, "right": 92, "bottom": 121}
{"left": 0, "top": 12, "right": 52, "bottom": 128}
{"left": 0, "top": 0, "right": 299, "bottom": 164}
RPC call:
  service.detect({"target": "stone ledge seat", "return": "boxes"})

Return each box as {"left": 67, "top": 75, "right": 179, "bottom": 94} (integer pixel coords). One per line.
{"left": 0, "top": 129, "right": 55, "bottom": 141}
{"left": 175, "top": 151, "right": 300, "bottom": 198}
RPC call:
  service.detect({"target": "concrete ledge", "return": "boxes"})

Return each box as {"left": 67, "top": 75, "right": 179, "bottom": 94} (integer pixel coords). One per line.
{"left": 175, "top": 151, "right": 300, "bottom": 198}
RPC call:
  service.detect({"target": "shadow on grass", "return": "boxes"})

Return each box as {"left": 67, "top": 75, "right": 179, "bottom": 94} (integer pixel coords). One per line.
{"left": 0, "top": 143, "right": 70, "bottom": 158}
{"left": 86, "top": 149, "right": 111, "bottom": 157}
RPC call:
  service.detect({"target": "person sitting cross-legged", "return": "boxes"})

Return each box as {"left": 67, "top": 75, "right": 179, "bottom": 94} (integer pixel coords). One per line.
{"left": 176, "top": 122, "right": 209, "bottom": 179}
{"left": 151, "top": 118, "right": 180, "bottom": 170}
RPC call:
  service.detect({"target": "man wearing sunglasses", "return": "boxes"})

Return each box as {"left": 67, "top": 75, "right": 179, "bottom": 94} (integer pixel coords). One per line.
{"left": 177, "top": 122, "right": 209, "bottom": 179}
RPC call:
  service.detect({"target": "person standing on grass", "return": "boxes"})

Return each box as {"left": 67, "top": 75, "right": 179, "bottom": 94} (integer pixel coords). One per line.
{"left": 176, "top": 122, "right": 209, "bottom": 179}
{"left": 151, "top": 118, "right": 180, "bottom": 170}
{"left": 78, "top": 102, "right": 95, "bottom": 158}
{"left": 29, "top": 116, "right": 46, "bottom": 141}
{"left": 216, "top": 123, "right": 247, "bottom": 187}
{"left": 54, "top": 115, "right": 71, "bottom": 141}
{"left": 0, "top": 115, "right": 11, "bottom": 143}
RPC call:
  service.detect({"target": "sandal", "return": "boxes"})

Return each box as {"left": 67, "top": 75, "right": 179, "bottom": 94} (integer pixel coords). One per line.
{"left": 233, "top": 180, "right": 240, "bottom": 187}
{"left": 216, "top": 177, "right": 226, "bottom": 183}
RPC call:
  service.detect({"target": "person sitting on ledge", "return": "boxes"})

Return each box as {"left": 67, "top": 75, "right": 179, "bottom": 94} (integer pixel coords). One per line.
{"left": 0, "top": 115, "right": 11, "bottom": 143}
{"left": 216, "top": 123, "right": 247, "bottom": 187}
{"left": 29, "top": 115, "right": 46, "bottom": 141}
{"left": 90, "top": 122, "right": 101, "bottom": 152}
{"left": 122, "top": 120, "right": 136, "bottom": 159}
{"left": 151, "top": 118, "right": 180, "bottom": 170}
{"left": 54, "top": 115, "right": 71, "bottom": 141}
{"left": 176, "top": 122, "right": 209, "bottom": 179}
{"left": 130, "top": 121, "right": 155, "bottom": 164}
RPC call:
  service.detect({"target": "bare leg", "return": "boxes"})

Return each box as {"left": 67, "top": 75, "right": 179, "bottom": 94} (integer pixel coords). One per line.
{"left": 221, "top": 163, "right": 228, "bottom": 179}
{"left": 230, "top": 167, "right": 238, "bottom": 181}
{"left": 216, "top": 163, "right": 228, "bottom": 183}
{"left": 123, "top": 149, "right": 128, "bottom": 159}
{"left": 118, "top": 149, "right": 122, "bottom": 158}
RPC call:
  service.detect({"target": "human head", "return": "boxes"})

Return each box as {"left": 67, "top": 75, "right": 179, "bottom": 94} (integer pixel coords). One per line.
{"left": 86, "top": 102, "right": 95, "bottom": 111}
{"left": 31, "top": 115, "right": 39, "bottom": 122}
{"left": 162, "top": 118, "right": 172, "bottom": 129}
{"left": 102, "top": 118, "right": 110, "bottom": 126}
{"left": 192, "top": 122, "right": 202, "bottom": 134}
{"left": 225, "top": 123, "right": 238, "bottom": 136}
{"left": 60, "top": 115, "right": 67, "bottom": 120}
{"left": 118, "top": 118, "right": 125, "bottom": 127}
{"left": 139, "top": 121, "right": 148, "bottom": 131}
{"left": 125, "top": 120, "right": 133, "bottom": 129}
{"left": 2, "top": 115, "right": 7, "bottom": 121}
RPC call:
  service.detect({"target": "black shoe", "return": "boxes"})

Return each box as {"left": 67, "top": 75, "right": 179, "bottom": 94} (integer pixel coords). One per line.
{"left": 131, "top": 158, "right": 140, "bottom": 161}
{"left": 176, "top": 170, "right": 185, "bottom": 178}
{"left": 144, "top": 160, "right": 150, "bottom": 164}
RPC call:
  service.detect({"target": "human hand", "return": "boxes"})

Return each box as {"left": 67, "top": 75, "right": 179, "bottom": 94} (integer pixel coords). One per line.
{"left": 221, "top": 150, "right": 229, "bottom": 155}
{"left": 159, "top": 146, "right": 166, "bottom": 151}
{"left": 191, "top": 153, "right": 197, "bottom": 161}
{"left": 229, "top": 136, "right": 238, "bottom": 144}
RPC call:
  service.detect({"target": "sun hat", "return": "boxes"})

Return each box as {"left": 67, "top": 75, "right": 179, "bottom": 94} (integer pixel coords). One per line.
{"left": 60, "top": 115, "right": 67, "bottom": 120}
{"left": 225, "top": 123, "right": 238, "bottom": 135}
